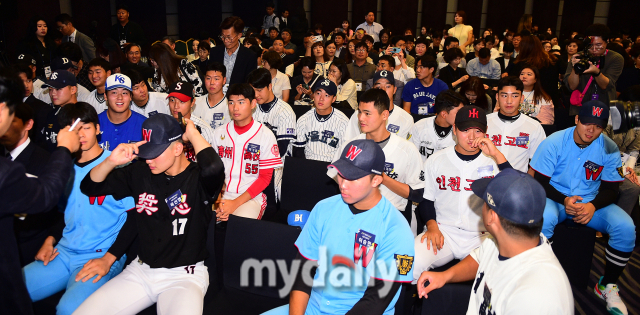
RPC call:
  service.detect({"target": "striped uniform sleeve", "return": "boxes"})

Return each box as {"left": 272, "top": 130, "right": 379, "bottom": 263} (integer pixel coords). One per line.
{"left": 276, "top": 107, "right": 297, "bottom": 140}
{"left": 259, "top": 130, "right": 284, "bottom": 169}
{"left": 293, "top": 114, "right": 308, "bottom": 147}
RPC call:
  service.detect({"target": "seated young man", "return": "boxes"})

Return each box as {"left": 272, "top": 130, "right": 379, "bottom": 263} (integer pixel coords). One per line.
{"left": 292, "top": 78, "right": 349, "bottom": 162}
{"left": 530, "top": 101, "right": 635, "bottom": 315}
{"left": 98, "top": 74, "right": 147, "bottom": 150}
{"left": 364, "top": 56, "right": 405, "bottom": 106}
{"left": 417, "top": 169, "right": 573, "bottom": 314}
{"left": 166, "top": 81, "right": 215, "bottom": 161}
{"left": 85, "top": 58, "right": 112, "bottom": 114}
{"left": 22, "top": 103, "right": 134, "bottom": 315}
{"left": 212, "top": 83, "right": 283, "bottom": 221}
{"left": 193, "top": 62, "right": 231, "bottom": 130}
{"left": 74, "top": 114, "right": 224, "bottom": 315}
{"left": 413, "top": 105, "right": 511, "bottom": 282}
{"left": 263, "top": 139, "right": 414, "bottom": 315}
{"left": 12, "top": 64, "right": 51, "bottom": 144}
{"left": 402, "top": 55, "right": 449, "bottom": 115}
{"left": 125, "top": 69, "right": 171, "bottom": 117}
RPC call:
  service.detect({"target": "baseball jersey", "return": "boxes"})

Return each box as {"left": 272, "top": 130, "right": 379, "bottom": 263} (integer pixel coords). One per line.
{"left": 130, "top": 92, "right": 170, "bottom": 118}
{"left": 58, "top": 150, "right": 135, "bottom": 252}
{"left": 212, "top": 121, "right": 283, "bottom": 201}
{"left": 85, "top": 89, "right": 108, "bottom": 114}
{"left": 293, "top": 107, "right": 349, "bottom": 162}
{"left": 402, "top": 78, "right": 449, "bottom": 115}
{"left": 193, "top": 95, "right": 231, "bottom": 130}
{"left": 253, "top": 97, "right": 297, "bottom": 144}
{"left": 97, "top": 111, "right": 147, "bottom": 151}
{"left": 530, "top": 127, "right": 624, "bottom": 203}
{"left": 408, "top": 116, "right": 456, "bottom": 162}
{"left": 296, "top": 195, "right": 414, "bottom": 315}
{"left": 467, "top": 235, "right": 573, "bottom": 315}
{"left": 183, "top": 114, "right": 216, "bottom": 162}
{"left": 344, "top": 106, "right": 414, "bottom": 142}
{"left": 424, "top": 146, "right": 499, "bottom": 232}
{"left": 330, "top": 133, "right": 424, "bottom": 212}
{"left": 76, "top": 84, "right": 92, "bottom": 104}
{"left": 40, "top": 105, "right": 63, "bottom": 152}
{"left": 33, "top": 78, "right": 50, "bottom": 104}
{"left": 486, "top": 113, "right": 546, "bottom": 173}
{"left": 79, "top": 147, "right": 224, "bottom": 268}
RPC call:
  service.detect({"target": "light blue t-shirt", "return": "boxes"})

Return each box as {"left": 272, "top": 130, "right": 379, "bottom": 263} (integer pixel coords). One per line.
{"left": 401, "top": 78, "right": 449, "bottom": 115}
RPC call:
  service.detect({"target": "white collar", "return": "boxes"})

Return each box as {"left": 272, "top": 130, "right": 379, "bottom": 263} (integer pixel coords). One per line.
{"left": 8, "top": 137, "right": 30, "bottom": 160}
{"left": 70, "top": 29, "right": 77, "bottom": 40}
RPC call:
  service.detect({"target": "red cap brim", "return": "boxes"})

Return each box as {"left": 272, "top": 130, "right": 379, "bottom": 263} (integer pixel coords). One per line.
{"left": 167, "top": 92, "right": 192, "bottom": 102}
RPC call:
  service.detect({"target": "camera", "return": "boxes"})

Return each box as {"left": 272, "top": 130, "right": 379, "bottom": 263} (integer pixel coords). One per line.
{"left": 609, "top": 101, "right": 640, "bottom": 134}
{"left": 573, "top": 37, "right": 603, "bottom": 74}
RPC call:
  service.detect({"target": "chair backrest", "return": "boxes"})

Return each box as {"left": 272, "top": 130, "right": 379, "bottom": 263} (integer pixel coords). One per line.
{"left": 280, "top": 157, "right": 340, "bottom": 214}
{"left": 223, "top": 216, "right": 301, "bottom": 298}
{"left": 175, "top": 40, "right": 189, "bottom": 57}
{"left": 186, "top": 38, "right": 195, "bottom": 54}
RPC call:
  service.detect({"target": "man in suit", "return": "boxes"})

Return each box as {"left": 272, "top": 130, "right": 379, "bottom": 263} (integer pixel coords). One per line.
{"left": 210, "top": 16, "right": 257, "bottom": 88}
{"left": 56, "top": 14, "right": 96, "bottom": 63}
{"left": 0, "top": 68, "right": 80, "bottom": 315}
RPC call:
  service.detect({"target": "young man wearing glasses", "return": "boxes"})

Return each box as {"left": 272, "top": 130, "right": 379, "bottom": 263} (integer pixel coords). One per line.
{"left": 210, "top": 16, "right": 258, "bottom": 88}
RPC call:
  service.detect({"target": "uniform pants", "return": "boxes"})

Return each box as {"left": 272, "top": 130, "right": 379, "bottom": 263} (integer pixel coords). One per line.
{"left": 226, "top": 193, "right": 267, "bottom": 220}
{"left": 542, "top": 198, "right": 636, "bottom": 252}
{"left": 73, "top": 257, "right": 208, "bottom": 315}
{"left": 23, "top": 245, "right": 126, "bottom": 315}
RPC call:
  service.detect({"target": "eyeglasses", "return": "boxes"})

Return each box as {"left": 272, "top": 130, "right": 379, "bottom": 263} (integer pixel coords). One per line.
{"left": 219, "top": 34, "right": 238, "bottom": 42}
{"left": 355, "top": 49, "right": 367, "bottom": 53}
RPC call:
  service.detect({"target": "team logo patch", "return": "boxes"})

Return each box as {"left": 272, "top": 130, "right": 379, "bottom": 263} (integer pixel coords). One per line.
{"left": 345, "top": 145, "right": 362, "bottom": 161}
{"left": 247, "top": 143, "right": 260, "bottom": 153}
{"left": 354, "top": 230, "right": 377, "bottom": 268}
{"left": 221, "top": 134, "right": 225, "bottom": 140}
{"left": 142, "top": 128, "right": 152, "bottom": 142}
{"left": 486, "top": 192, "right": 496, "bottom": 207}
{"left": 271, "top": 144, "right": 279, "bottom": 156}
{"left": 617, "top": 167, "right": 624, "bottom": 178}
{"left": 286, "top": 128, "right": 295, "bottom": 134}
{"left": 394, "top": 254, "right": 414, "bottom": 275}
{"left": 584, "top": 160, "right": 604, "bottom": 180}
{"left": 136, "top": 192, "right": 159, "bottom": 215}
{"left": 387, "top": 124, "right": 400, "bottom": 133}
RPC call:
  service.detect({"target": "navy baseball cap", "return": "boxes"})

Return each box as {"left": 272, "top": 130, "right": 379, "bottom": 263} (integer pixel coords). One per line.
{"left": 51, "top": 56, "right": 74, "bottom": 71}
{"left": 137, "top": 113, "right": 184, "bottom": 159}
{"left": 328, "top": 139, "right": 385, "bottom": 180}
{"left": 578, "top": 100, "right": 609, "bottom": 129}
{"left": 288, "top": 210, "right": 310, "bottom": 228}
{"left": 312, "top": 78, "right": 337, "bottom": 96}
{"left": 455, "top": 105, "right": 487, "bottom": 133}
{"left": 41, "top": 71, "right": 77, "bottom": 89}
{"left": 167, "top": 82, "right": 195, "bottom": 102}
{"left": 372, "top": 70, "right": 395, "bottom": 86}
{"left": 16, "top": 54, "right": 37, "bottom": 66}
{"left": 471, "top": 168, "right": 546, "bottom": 226}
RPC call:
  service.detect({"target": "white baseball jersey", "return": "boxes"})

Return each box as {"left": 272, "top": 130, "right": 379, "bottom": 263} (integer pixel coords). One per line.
{"left": 486, "top": 113, "right": 546, "bottom": 173}
{"left": 33, "top": 78, "right": 50, "bottom": 104}
{"left": 76, "top": 84, "right": 92, "bottom": 104}
{"left": 130, "top": 92, "right": 170, "bottom": 118}
{"left": 424, "top": 146, "right": 499, "bottom": 232}
{"left": 85, "top": 89, "right": 108, "bottom": 114}
{"left": 293, "top": 107, "right": 349, "bottom": 162}
{"left": 467, "top": 235, "right": 573, "bottom": 315}
{"left": 212, "top": 121, "right": 283, "bottom": 200}
{"left": 193, "top": 96, "right": 231, "bottom": 130}
{"left": 344, "top": 105, "right": 414, "bottom": 141}
{"left": 408, "top": 116, "right": 456, "bottom": 162}
{"left": 252, "top": 97, "right": 297, "bottom": 144}
{"left": 330, "top": 133, "right": 424, "bottom": 212}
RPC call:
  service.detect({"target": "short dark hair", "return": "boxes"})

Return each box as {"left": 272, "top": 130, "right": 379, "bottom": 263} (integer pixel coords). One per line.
{"left": 359, "top": 88, "right": 390, "bottom": 114}
{"left": 55, "top": 43, "right": 83, "bottom": 63}
{"left": 354, "top": 41, "right": 368, "bottom": 51}
{"left": 434, "top": 90, "right": 465, "bottom": 114}
{"left": 503, "top": 43, "right": 515, "bottom": 53}
{"left": 246, "top": 68, "right": 272, "bottom": 89}
{"left": 268, "top": 26, "right": 279, "bottom": 34}
{"left": 299, "top": 56, "right": 315, "bottom": 70}
{"left": 443, "top": 47, "right": 464, "bottom": 63}
{"left": 334, "top": 32, "right": 346, "bottom": 40}
{"left": 281, "top": 28, "right": 292, "bottom": 36}
{"left": 220, "top": 16, "right": 245, "bottom": 34}
{"left": 498, "top": 213, "right": 543, "bottom": 239}
{"left": 262, "top": 50, "right": 283, "bottom": 69}
{"left": 585, "top": 23, "right": 611, "bottom": 41}
{"left": 497, "top": 76, "right": 524, "bottom": 92}
{"left": 484, "top": 35, "right": 495, "bottom": 44}
{"left": 226, "top": 83, "right": 255, "bottom": 101}
{"left": 205, "top": 62, "right": 227, "bottom": 77}
{"left": 473, "top": 38, "right": 485, "bottom": 47}
{"left": 197, "top": 41, "right": 210, "bottom": 52}
{"left": 0, "top": 68, "right": 26, "bottom": 114}
{"left": 417, "top": 55, "right": 437, "bottom": 71}
{"left": 404, "top": 35, "right": 415, "bottom": 43}
{"left": 161, "top": 36, "right": 175, "bottom": 45}
{"left": 362, "top": 35, "right": 375, "bottom": 44}
{"left": 12, "top": 64, "right": 33, "bottom": 80}
{"left": 58, "top": 102, "right": 99, "bottom": 127}
{"left": 443, "top": 36, "right": 459, "bottom": 48}
{"left": 116, "top": 4, "right": 129, "bottom": 12}
{"left": 478, "top": 48, "right": 490, "bottom": 59}
{"left": 379, "top": 55, "right": 395, "bottom": 68}
{"left": 272, "top": 36, "right": 284, "bottom": 45}
{"left": 14, "top": 103, "right": 34, "bottom": 125}
{"left": 124, "top": 43, "right": 142, "bottom": 55}
{"left": 266, "top": 2, "right": 275, "bottom": 8}
{"left": 123, "top": 69, "right": 147, "bottom": 87}
{"left": 55, "top": 14, "right": 73, "bottom": 25}
{"left": 87, "top": 58, "right": 112, "bottom": 72}
{"left": 415, "top": 37, "right": 430, "bottom": 47}
{"left": 390, "top": 36, "right": 405, "bottom": 46}
{"left": 431, "top": 32, "right": 443, "bottom": 40}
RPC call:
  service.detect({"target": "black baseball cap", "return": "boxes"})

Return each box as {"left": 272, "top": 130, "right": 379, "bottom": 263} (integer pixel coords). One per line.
{"left": 137, "top": 113, "right": 184, "bottom": 159}
{"left": 167, "top": 81, "right": 195, "bottom": 102}
{"left": 51, "top": 56, "right": 75, "bottom": 71}
{"left": 455, "top": 105, "right": 487, "bottom": 132}
{"left": 312, "top": 78, "right": 337, "bottom": 96}
{"left": 471, "top": 168, "right": 546, "bottom": 225}
{"left": 41, "top": 71, "right": 77, "bottom": 89}
{"left": 16, "top": 54, "right": 37, "bottom": 66}
{"left": 328, "top": 139, "right": 385, "bottom": 180}
{"left": 578, "top": 100, "right": 609, "bottom": 129}
{"left": 373, "top": 70, "right": 395, "bottom": 86}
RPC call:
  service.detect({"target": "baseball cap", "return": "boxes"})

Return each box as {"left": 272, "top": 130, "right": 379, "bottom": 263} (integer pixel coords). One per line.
{"left": 312, "top": 78, "right": 337, "bottom": 96}
{"left": 41, "top": 71, "right": 77, "bottom": 89}
{"left": 328, "top": 139, "right": 385, "bottom": 180}
{"left": 51, "top": 56, "right": 74, "bottom": 71}
{"left": 372, "top": 70, "right": 395, "bottom": 86}
{"left": 578, "top": 100, "right": 609, "bottom": 129}
{"left": 287, "top": 210, "right": 310, "bottom": 228}
{"left": 455, "top": 105, "right": 487, "bottom": 132}
{"left": 106, "top": 74, "right": 132, "bottom": 91}
{"left": 167, "top": 82, "right": 195, "bottom": 102}
{"left": 16, "top": 54, "right": 37, "bottom": 66}
{"left": 471, "top": 168, "right": 546, "bottom": 226}
{"left": 137, "top": 113, "right": 184, "bottom": 159}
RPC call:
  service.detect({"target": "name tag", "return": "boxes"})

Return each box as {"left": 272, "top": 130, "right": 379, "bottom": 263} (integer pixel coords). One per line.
{"left": 515, "top": 136, "right": 529, "bottom": 146}
{"left": 165, "top": 189, "right": 183, "bottom": 210}
{"left": 583, "top": 160, "right": 602, "bottom": 172}
{"left": 417, "top": 103, "right": 433, "bottom": 115}
{"left": 120, "top": 39, "right": 127, "bottom": 47}
{"left": 44, "top": 66, "right": 52, "bottom": 79}
{"left": 477, "top": 165, "right": 494, "bottom": 178}
{"left": 355, "top": 82, "right": 363, "bottom": 91}
{"left": 356, "top": 230, "right": 376, "bottom": 248}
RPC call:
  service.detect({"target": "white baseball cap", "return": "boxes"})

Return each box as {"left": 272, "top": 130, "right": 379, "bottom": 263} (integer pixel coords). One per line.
{"left": 105, "top": 74, "right": 132, "bottom": 92}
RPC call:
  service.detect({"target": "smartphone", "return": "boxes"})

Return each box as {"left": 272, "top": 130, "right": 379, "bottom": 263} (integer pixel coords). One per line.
{"left": 311, "top": 35, "right": 323, "bottom": 43}
{"left": 303, "top": 83, "right": 309, "bottom": 90}
{"left": 177, "top": 112, "right": 186, "bottom": 131}
{"left": 390, "top": 47, "right": 402, "bottom": 54}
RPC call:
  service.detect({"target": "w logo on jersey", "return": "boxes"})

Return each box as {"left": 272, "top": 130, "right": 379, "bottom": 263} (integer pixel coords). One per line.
{"left": 584, "top": 160, "right": 604, "bottom": 180}
{"left": 345, "top": 145, "right": 362, "bottom": 161}
{"left": 592, "top": 106, "right": 604, "bottom": 117}
{"left": 142, "top": 129, "right": 152, "bottom": 142}
{"left": 89, "top": 196, "right": 106, "bottom": 205}
{"left": 354, "top": 230, "right": 377, "bottom": 268}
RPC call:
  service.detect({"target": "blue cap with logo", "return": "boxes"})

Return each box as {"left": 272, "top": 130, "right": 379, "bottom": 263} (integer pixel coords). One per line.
{"left": 578, "top": 100, "right": 609, "bottom": 129}
{"left": 328, "top": 139, "right": 385, "bottom": 180}
{"left": 137, "top": 113, "right": 184, "bottom": 159}
{"left": 106, "top": 74, "right": 132, "bottom": 92}
{"left": 312, "top": 77, "right": 337, "bottom": 96}
{"left": 16, "top": 54, "right": 37, "bottom": 66}
{"left": 471, "top": 168, "right": 546, "bottom": 226}
{"left": 287, "top": 210, "right": 311, "bottom": 228}
{"left": 41, "top": 71, "right": 77, "bottom": 89}
{"left": 372, "top": 70, "right": 395, "bottom": 86}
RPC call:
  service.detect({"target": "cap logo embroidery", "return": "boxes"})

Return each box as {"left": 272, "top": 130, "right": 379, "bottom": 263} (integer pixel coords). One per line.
{"left": 62, "top": 57, "right": 69, "bottom": 64}
{"left": 380, "top": 70, "right": 388, "bottom": 77}
{"left": 114, "top": 75, "right": 125, "bottom": 84}
{"left": 345, "top": 145, "right": 362, "bottom": 161}
{"left": 321, "top": 80, "right": 330, "bottom": 86}
{"left": 18, "top": 54, "right": 24, "bottom": 59}
{"left": 50, "top": 72, "right": 58, "bottom": 80}
{"left": 592, "top": 106, "right": 603, "bottom": 117}
{"left": 486, "top": 192, "right": 495, "bottom": 207}
{"left": 469, "top": 108, "right": 479, "bottom": 118}
{"left": 142, "top": 128, "right": 152, "bottom": 142}
{"left": 175, "top": 82, "right": 183, "bottom": 90}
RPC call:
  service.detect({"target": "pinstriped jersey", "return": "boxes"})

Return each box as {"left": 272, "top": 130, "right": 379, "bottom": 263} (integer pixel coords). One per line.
{"left": 130, "top": 92, "right": 170, "bottom": 118}
{"left": 212, "top": 121, "right": 283, "bottom": 200}
{"left": 252, "top": 97, "right": 296, "bottom": 143}
{"left": 193, "top": 95, "right": 231, "bottom": 130}
{"left": 85, "top": 89, "right": 108, "bottom": 114}
{"left": 293, "top": 108, "right": 349, "bottom": 162}
{"left": 183, "top": 114, "right": 216, "bottom": 162}
{"left": 344, "top": 106, "right": 414, "bottom": 142}
{"left": 408, "top": 116, "right": 456, "bottom": 162}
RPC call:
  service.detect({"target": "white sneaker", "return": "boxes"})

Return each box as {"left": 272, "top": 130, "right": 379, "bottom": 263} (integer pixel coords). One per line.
{"left": 594, "top": 277, "right": 628, "bottom": 315}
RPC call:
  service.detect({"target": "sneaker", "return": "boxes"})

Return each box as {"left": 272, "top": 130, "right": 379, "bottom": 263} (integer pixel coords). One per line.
{"left": 594, "top": 276, "right": 628, "bottom": 315}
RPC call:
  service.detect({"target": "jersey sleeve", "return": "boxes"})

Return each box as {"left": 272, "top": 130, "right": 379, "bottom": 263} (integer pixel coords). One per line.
{"left": 259, "top": 130, "right": 284, "bottom": 169}
{"left": 343, "top": 111, "right": 361, "bottom": 142}
{"left": 529, "top": 134, "right": 560, "bottom": 177}
{"left": 602, "top": 139, "right": 624, "bottom": 182}
{"left": 79, "top": 163, "right": 137, "bottom": 201}
{"left": 372, "top": 213, "right": 415, "bottom": 282}
{"left": 294, "top": 200, "right": 326, "bottom": 260}
{"left": 276, "top": 108, "right": 296, "bottom": 141}
{"left": 405, "top": 143, "right": 425, "bottom": 190}
{"left": 422, "top": 156, "right": 437, "bottom": 201}
{"left": 528, "top": 124, "right": 547, "bottom": 160}
{"left": 408, "top": 122, "right": 420, "bottom": 149}
{"left": 293, "top": 117, "right": 307, "bottom": 148}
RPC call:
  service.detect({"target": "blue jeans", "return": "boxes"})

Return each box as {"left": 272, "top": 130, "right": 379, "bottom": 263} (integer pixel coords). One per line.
{"left": 22, "top": 245, "right": 126, "bottom": 315}
{"left": 542, "top": 198, "right": 636, "bottom": 252}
